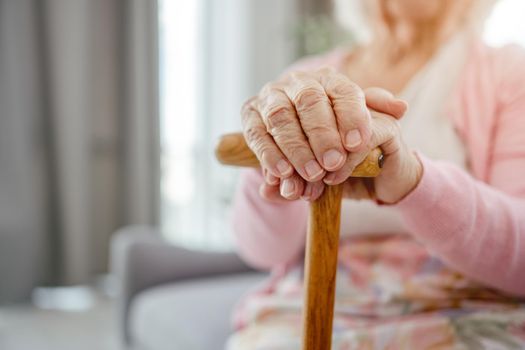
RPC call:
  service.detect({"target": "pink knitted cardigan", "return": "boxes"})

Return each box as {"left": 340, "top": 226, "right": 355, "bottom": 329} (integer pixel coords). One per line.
{"left": 231, "top": 40, "right": 525, "bottom": 296}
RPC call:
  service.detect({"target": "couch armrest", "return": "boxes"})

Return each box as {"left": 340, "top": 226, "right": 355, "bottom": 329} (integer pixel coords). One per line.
{"left": 110, "top": 225, "right": 253, "bottom": 344}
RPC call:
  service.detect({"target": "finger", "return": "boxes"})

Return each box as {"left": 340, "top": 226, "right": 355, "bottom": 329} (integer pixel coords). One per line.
{"left": 259, "top": 182, "right": 288, "bottom": 203}
{"left": 318, "top": 70, "right": 371, "bottom": 152}
{"left": 241, "top": 97, "right": 293, "bottom": 178}
{"left": 283, "top": 75, "right": 346, "bottom": 172}
{"left": 279, "top": 172, "right": 305, "bottom": 200}
{"left": 324, "top": 111, "right": 400, "bottom": 185}
{"left": 368, "top": 111, "right": 403, "bottom": 156}
{"left": 301, "top": 180, "right": 325, "bottom": 202}
{"left": 263, "top": 168, "right": 280, "bottom": 186}
{"left": 258, "top": 84, "right": 325, "bottom": 181}
{"left": 364, "top": 87, "right": 408, "bottom": 119}
{"left": 323, "top": 150, "right": 368, "bottom": 185}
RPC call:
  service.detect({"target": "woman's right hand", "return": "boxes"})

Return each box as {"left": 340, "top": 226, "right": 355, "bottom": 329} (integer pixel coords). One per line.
{"left": 241, "top": 67, "right": 408, "bottom": 203}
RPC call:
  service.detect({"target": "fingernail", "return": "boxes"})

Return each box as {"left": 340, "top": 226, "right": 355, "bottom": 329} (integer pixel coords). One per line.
{"left": 322, "top": 149, "right": 344, "bottom": 170}
{"left": 276, "top": 160, "right": 292, "bottom": 177}
{"left": 301, "top": 184, "right": 312, "bottom": 201}
{"left": 395, "top": 98, "right": 408, "bottom": 107}
{"left": 280, "top": 178, "right": 295, "bottom": 197}
{"left": 304, "top": 160, "right": 324, "bottom": 179}
{"left": 323, "top": 173, "right": 337, "bottom": 185}
{"left": 265, "top": 172, "right": 279, "bottom": 185}
{"left": 397, "top": 99, "right": 408, "bottom": 113}
{"left": 392, "top": 99, "right": 408, "bottom": 116}
{"left": 345, "top": 129, "right": 362, "bottom": 148}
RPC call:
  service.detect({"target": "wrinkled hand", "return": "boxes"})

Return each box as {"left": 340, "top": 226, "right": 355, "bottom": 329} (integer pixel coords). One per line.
{"left": 241, "top": 67, "right": 422, "bottom": 204}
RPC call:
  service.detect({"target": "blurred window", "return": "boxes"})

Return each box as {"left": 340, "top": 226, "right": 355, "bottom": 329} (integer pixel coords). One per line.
{"left": 159, "top": 0, "right": 207, "bottom": 248}
{"left": 158, "top": 0, "right": 300, "bottom": 250}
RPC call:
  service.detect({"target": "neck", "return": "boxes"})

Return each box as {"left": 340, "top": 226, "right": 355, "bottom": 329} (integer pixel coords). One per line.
{"left": 371, "top": 2, "right": 471, "bottom": 62}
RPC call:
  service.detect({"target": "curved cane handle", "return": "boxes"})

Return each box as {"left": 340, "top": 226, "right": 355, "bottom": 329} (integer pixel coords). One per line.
{"left": 216, "top": 132, "right": 383, "bottom": 177}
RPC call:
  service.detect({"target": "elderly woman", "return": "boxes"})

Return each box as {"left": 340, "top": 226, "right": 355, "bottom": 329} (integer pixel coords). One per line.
{"left": 228, "top": 0, "right": 525, "bottom": 348}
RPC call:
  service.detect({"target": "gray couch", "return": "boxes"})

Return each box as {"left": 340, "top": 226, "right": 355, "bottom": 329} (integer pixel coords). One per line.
{"left": 111, "top": 226, "right": 267, "bottom": 350}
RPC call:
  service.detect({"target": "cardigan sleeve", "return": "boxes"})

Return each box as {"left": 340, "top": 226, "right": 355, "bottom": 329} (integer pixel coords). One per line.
{"left": 394, "top": 45, "right": 525, "bottom": 296}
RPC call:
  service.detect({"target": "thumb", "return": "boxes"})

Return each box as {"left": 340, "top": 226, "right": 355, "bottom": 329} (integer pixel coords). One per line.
{"left": 364, "top": 87, "right": 408, "bottom": 119}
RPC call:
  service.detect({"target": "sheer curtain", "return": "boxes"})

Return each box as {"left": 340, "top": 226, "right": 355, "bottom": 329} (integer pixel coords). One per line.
{"left": 160, "top": 0, "right": 304, "bottom": 250}
{"left": 0, "top": 0, "right": 159, "bottom": 302}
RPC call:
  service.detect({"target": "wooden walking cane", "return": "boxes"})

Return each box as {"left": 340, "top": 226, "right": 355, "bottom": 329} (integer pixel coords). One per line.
{"left": 216, "top": 133, "right": 383, "bottom": 350}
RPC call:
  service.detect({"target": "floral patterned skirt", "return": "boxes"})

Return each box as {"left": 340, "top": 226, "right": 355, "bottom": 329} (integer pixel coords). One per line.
{"left": 227, "top": 235, "right": 525, "bottom": 349}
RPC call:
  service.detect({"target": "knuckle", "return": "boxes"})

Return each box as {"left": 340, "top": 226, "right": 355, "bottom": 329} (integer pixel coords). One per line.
{"left": 241, "top": 96, "right": 257, "bottom": 115}
{"left": 385, "top": 118, "right": 402, "bottom": 142}
{"left": 260, "top": 81, "right": 284, "bottom": 96}
{"left": 278, "top": 135, "right": 304, "bottom": 149}
{"left": 282, "top": 140, "right": 310, "bottom": 163}
{"left": 240, "top": 112, "right": 251, "bottom": 128}
{"left": 288, "top": 70, "right": 308, "bottom": 81}
{"left": 317, "top": 66, "right": 336, "bottom": 76}
{"left": 376, "top": 113, "right": 401, "bottom": 134}
{"left": 243, "top": 124, "right": 266, "bottom": 145}
{"left": 240, "top": 105, "right": 258, "bottom": 127}
{"left": 293, "top": 87, "right": 327, "bottom": 112}
{"left": 247, "top": 133, "right": 275, "bottom": 163}
{"left": 390, "top": 118, "right": 401, "bottom": 134}
{"left": 265, "top": 105, "right": 294, "bottom": 130}
{"left": 260, "top": 81, "right": 277, "bottom": 94}
{"left": 259, "top": 147, "right": 278, "bottom": 165}
{"left": 328, "top": 78, "right": 364, "bottom": 100}
{"left": 303, "top": 122, "right": 334, "bottom": 138}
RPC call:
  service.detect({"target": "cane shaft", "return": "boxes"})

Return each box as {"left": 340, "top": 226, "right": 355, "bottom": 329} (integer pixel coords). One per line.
{"left": 215, "top": 132, "right": 381, "bottom": 350}
{"left": 302, "top": 184, "right": 343, "bottom": 350}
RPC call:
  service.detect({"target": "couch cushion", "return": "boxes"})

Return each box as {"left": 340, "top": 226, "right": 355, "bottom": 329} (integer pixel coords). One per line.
{"left": 129, "top": 272, "right": 266, "bottom": 350}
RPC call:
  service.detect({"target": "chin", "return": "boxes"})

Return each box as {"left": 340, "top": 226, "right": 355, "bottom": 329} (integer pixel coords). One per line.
{"left": 384, "top": 0, "right": 443, "bottom": 22}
